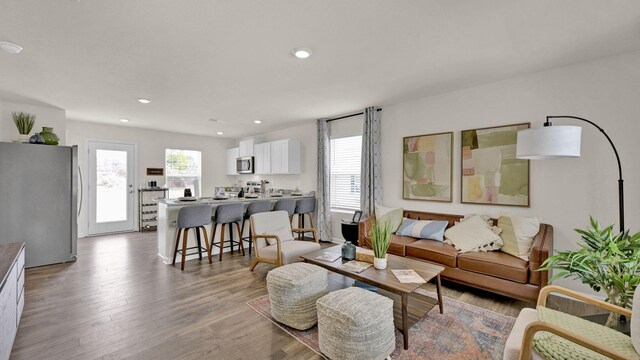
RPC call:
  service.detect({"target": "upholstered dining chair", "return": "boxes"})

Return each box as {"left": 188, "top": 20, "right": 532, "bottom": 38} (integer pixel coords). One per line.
{"left": 248, "top": 210, "right": 320, "bottom": 271}
{"left": 504, "top": 284, "right": 640, "bottom": 360}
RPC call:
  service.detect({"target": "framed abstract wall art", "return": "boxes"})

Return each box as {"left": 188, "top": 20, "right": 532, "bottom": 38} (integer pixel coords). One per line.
{"left": 403, "top": 131, "right": 453, "bottom": 202}
{"left": 461, "top": 123, "right": 530, "bottom": 207}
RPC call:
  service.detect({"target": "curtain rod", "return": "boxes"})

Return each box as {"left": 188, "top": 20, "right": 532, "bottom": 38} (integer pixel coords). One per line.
{"left": 326, "top": 108, "right": 382, "bottom": 123}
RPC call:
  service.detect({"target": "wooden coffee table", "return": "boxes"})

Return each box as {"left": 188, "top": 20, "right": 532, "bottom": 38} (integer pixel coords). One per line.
{"left": 301, "top": 245, "right": 444, "bottom": 350}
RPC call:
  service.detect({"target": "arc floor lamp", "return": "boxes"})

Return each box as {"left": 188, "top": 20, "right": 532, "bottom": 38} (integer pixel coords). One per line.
{"left": 516, "top": 115, "right": 625, "bottom": 233}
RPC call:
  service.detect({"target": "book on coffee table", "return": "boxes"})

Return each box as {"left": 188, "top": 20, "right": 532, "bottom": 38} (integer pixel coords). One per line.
{"left": 338, "top": 260, "right": 372, "bottom": 273}
{"left": 315, "top": 252, "right": 342, "bottom": 262}
{"left": 391, "top": 269, "right": 426, "bottom": 284}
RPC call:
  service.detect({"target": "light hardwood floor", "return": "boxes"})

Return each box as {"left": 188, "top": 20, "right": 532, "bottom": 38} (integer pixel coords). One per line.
{"left": 12, "top": 231, "right": 536, "bottom": 360}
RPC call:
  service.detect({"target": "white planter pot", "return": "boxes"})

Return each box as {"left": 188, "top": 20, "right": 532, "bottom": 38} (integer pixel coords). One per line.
{"left": 373, "top": 256, "right": 388, "bottom": 270}
{"left": 18, "top": 134, "right": 29, "bottom": 143}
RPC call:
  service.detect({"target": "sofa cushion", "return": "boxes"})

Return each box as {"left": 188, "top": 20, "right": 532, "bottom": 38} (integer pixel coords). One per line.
{"left": 396, "top": 218, "right": 448, "bottom": 241}
{"left": 405, "top": 239, "right": 458, "bottom": 267}
{"left": 499, "top": 213, "right": 541, "bottom": 261}
{"left": 376, "top": 205, "right": 404, "bottom": 232}
{"left": 458, "top": 251, "right": 528, "bottom": 284}
{"left": 388, "top": 235, "right": 418, "bottom": 256}
{"left": 444, "top": 215, "right": 503, "bottom": 253}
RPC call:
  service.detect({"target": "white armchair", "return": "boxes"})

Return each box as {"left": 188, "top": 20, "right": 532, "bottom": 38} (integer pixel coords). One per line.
{"left": 249, "top": 210, "right": 321, "bottom": 271}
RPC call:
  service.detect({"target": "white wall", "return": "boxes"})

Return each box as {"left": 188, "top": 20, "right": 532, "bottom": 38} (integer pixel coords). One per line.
{"left": 66, "top": 120, "right": 235, "bottom": 237}
{"left": 380, "top": 50, "right": 640, "bottom": 295}
{"left": 0, "top": 100, "right": 66, "bottom": 144}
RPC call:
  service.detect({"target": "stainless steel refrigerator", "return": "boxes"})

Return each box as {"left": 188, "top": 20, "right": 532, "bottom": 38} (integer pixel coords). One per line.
{"left": 0, "top": 142, "right": 78, "bottom": 267}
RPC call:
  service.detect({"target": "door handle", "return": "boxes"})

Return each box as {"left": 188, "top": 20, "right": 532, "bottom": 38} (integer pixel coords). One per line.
{"left": 129, "top": 190, "right": 134, "bottom": 194}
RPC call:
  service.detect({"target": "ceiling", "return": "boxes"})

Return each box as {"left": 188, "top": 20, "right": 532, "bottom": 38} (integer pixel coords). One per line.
{"left": 1, "top": 1, "right": 640, "bottom": 138}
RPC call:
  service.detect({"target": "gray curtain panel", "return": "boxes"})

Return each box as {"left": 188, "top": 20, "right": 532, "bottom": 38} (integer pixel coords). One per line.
{"left": 360, "top": 107, "right": 382, "bottom": 217}
{"left": 316, "top": 119, "right": 332, "bottom": 241}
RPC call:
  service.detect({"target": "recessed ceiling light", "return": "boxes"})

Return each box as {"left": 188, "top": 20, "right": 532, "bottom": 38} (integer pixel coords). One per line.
{"left": 0, "top": 41, "right": 23, "bottom": 54}
{"left": 292, "top": 48, "right": 312, "bottom": 59}
{"left": 209, "top": 119, "right": 226, "bottom": 123}
{"left": 137, "top": 98, "right": 151, "bottom": 104}
{"left": 119, "top": 118, "right": 129, "bottom": 123}
{"left": 253, "top": 120, "right": 262, "bottom": 124}
{"left": 216, "top": 131, "right": 224, "bottom": 135}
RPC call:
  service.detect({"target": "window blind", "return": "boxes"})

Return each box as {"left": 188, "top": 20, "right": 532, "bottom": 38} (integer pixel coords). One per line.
{"left": 330, "top": 136, "right": 362, "bottom": 211}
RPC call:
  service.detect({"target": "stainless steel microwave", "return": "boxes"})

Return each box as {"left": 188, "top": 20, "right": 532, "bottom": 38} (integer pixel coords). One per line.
{"left": 236, "top": 156, "right": 254, "bottom": 174}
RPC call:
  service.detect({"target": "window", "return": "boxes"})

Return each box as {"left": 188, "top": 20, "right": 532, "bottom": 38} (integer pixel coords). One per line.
{"left": 165, "top": 149, "right": 202, "bottom": 199}
{"left": 330, "top": 136, "right": 362, "bottom": 211}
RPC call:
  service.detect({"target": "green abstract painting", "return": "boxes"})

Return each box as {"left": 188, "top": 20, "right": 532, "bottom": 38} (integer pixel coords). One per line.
{"left": 403, "top": 132, "right": 453, "bottom": 202}
{"left": 461, "top": 123, "right": 530, "bottom": 206}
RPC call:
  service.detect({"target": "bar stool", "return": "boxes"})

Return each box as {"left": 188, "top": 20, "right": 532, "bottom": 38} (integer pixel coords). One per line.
{"left": 210, "top": 203, "right": 244, "bottom": 261}
{"left": 294, "top": 198, "right": 316, "bottom": 240}
{"left": 273, "top": 199, "right": 296, "bottom": 225}
{"left": 241, "top": 200, "right": 271, "bottom": 255}
{"left": 172, "top": 204, "right": 213, "bottom": 271}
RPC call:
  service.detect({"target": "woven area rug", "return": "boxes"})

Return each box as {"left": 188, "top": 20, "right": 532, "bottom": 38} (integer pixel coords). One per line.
{"left": 247, "top": 289, "right": 515, "bottom": 359}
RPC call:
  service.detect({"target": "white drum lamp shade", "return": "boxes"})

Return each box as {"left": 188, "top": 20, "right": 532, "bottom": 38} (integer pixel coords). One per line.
{"left": 516, "top": 126, "right": 582, "bottom": 159}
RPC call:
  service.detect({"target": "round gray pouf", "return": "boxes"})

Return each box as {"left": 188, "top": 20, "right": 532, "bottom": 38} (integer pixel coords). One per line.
{"left": 317, "top": 287, "right": 396, "bottom": 360}
{"left": 266, "top": 263, "right": 328, "bottom": 330}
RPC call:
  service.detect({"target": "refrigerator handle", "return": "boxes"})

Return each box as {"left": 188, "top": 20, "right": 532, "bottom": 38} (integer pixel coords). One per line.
{"left": 77, "top": 166, "right": 83, "bottom": 217}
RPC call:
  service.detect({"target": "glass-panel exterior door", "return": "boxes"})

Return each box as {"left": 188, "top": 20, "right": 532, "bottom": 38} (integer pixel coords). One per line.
{"left": 88, "top": 141, "right": 136, "bottom": 235}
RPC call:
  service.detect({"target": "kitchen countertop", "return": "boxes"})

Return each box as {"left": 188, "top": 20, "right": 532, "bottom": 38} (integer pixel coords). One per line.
{"left": 0, "top": 242, "right": 24, "bottom": 292}
{"left": 158, "top": 194, "right": 314, "bottom": 207}
{"left": 155, "top": 193, "right": 316, "bottom": 263}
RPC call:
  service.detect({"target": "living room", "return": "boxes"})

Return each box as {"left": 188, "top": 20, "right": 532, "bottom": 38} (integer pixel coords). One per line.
{"left": 1, "top": 1, "right": 640, "bottom": 359}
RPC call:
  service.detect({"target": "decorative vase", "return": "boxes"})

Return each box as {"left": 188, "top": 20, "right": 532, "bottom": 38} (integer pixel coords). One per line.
{"left": 341, "top": 242, "right": 356, "bottom": 261}
{"left": 373, "top": 256, "right": 388, "bottom": 270}
{"left": 39, "top": 127, "right": 59, "bottom": 145}
{"left": 29, "top": 132, "right": 45, "bottom": 144}
{"left": 18, "top": 134, "right": 30, "bottom": 143}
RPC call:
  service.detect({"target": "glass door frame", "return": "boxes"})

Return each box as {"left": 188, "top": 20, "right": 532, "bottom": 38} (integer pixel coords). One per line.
{"left": 86, "top": 139, "right": 138, "bottom": 235}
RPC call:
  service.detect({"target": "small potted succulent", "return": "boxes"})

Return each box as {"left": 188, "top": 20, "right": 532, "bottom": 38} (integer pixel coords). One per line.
{"left": 370, "top": 219, "right": 393, "bottom": 269}
{"left": 12, "top": 112, "right": 36, "bottom": 142}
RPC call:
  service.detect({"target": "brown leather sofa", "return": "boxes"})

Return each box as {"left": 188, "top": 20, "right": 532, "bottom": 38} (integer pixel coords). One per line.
{"left": 358, "top": 210, "right": 553, "bottom": 301}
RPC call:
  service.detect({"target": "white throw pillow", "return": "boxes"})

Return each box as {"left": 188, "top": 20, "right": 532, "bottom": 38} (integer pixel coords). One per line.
{"left": 375, "top": 205, "right": 403, "bottom": 233}
{"left": 498, "top": 213, "right": 541, "bottom": 261}
{"left": 444, "top": 215, "right": 503, "bottom": 253}
{"left": 266, "top": 227, "right": 294, "bottom": 246}
{"left": 631, "top": 285, "right": 640, "bottom": 353}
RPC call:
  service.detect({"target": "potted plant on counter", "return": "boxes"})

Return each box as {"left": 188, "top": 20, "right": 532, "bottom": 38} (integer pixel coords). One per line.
{"left": 370, "top": 219, "right": 393, "bottom": 270}
{"left": 540, "top": 216, "right": 640, "bottom": 327}
{"left": 12, "top": 112, "right": 36, "bottom": 143}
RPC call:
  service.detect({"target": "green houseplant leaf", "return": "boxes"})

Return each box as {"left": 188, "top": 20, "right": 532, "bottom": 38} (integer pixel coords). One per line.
{"left": 539, "top": 216, "right": 640, "bottom": 327}
{"left": 12, "top": 112, "right": 36, "bottom": 135}
{"left": 370, "top": 219, "right": 393, "bottom": 258}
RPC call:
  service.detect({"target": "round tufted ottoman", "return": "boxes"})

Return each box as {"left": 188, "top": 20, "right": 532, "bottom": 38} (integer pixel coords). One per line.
{"left": 316, "top": 287, "right": 396, "bottom": 360}
{"left": 266, "top": 263, "right": 328, "bottom": 330}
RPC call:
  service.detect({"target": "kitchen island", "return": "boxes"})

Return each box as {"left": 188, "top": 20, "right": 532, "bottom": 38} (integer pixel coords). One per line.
{"left": 156, "top": 194, "right": 315, "bottom": 264}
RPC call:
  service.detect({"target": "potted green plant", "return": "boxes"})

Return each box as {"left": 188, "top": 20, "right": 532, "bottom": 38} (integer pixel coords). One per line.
{"left": 12, "top": 112, "right": 36, "bottom": 142}
{"left": 370, "top": 219, "right": 393, "bottom": 269}
{"left": 540, "top": 217, "right": 640, "bottom": 327}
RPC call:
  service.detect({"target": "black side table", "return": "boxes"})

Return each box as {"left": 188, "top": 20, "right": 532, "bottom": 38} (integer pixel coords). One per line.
{"left": 341, "top": 220, "right": 359, "bottom": 245}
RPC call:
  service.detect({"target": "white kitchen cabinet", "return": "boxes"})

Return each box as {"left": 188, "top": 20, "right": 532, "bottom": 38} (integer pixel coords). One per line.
{"left": 226, "top": 147, "right": 239, "bottom": 175}
{"left": 0, "top": 243, "right": 25, "bottom": 360}
{"left": 238, "top": 139, "right": 255, "bottom": 157}
{"left": 254, "top": 142, "right": 271, "bottom": 175}
{"left": 270, "top": 139, "right": 301, "bottom": 174}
